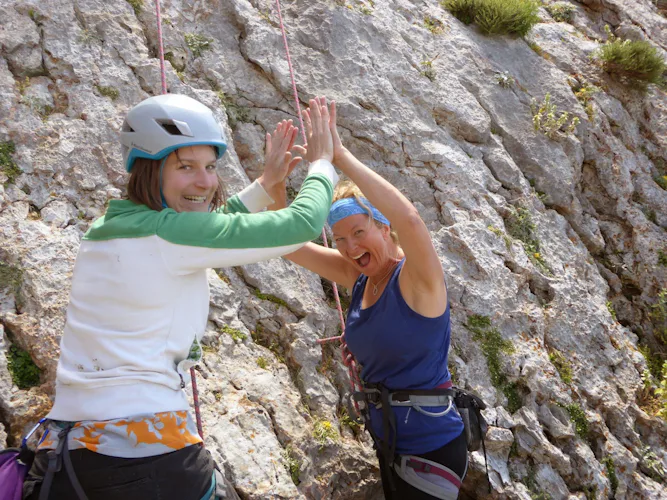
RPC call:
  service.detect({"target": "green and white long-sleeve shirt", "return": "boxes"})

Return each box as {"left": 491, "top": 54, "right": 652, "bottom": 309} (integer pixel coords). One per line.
{"left": 48, "top": 160, "right": 337, "bottom": 423}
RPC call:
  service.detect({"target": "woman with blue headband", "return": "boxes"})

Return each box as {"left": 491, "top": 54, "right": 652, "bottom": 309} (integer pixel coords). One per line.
{"left": 287, "top": 97, "right": 467, "bottom": 500}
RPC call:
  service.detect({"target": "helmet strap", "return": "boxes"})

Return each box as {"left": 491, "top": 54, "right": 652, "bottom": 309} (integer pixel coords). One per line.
{"left": 158, "top": 157, "right": 169, "bottom": 209}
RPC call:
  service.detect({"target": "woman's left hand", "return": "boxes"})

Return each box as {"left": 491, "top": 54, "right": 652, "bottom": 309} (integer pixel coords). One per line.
{"left": 258, "top": 120, "right": 303, "bottom": 195}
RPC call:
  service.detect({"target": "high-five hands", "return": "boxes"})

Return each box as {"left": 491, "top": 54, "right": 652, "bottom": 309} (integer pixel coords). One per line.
{"left": 258, "top": 119, "right": 303, "bottom": 192}
{"left": 293, "top": 97, "right": 334, "bottom": 163}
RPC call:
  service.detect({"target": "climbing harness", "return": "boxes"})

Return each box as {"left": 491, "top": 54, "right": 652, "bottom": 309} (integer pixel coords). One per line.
{"left": 353, "top": 381, "right": 490, "bottom": 496}
{"left": 38, "top": 425, "right": 88, "bottom": 500}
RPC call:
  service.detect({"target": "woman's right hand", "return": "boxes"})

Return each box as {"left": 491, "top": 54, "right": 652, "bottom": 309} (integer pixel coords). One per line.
{"left": 300, "top": 97, "right": 334, "bottom": 163}
{"left": 328, "top": 99, "right": 347, "bottom": 164}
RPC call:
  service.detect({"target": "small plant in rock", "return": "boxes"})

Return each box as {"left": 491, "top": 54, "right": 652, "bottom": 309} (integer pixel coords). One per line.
{"left": 185, "top": 33, "right": 214, "bottom": 59}
{"left": 216, "top": 91, "right": 251, "bottom": 127}
{"left": 420, "top": 56, "right": 438, "bottom": 82}
{"left": 7, "top": 344, "right": 41, "bottom": 389}
{"left": 312, "top": 417, "right": 340, "bottom": 447}
{"left": 16, "top": 77, "right": 30, "bottom": 94}
{"left": 126, "top": 0, "right": 143, "bottom": 15}
{"left": 253, "top": 289, "right": 289, "bottom": 308}
{"left": 570, "top": 79, "right": 599, "bottom": 121}
{"left": 256, "top": 356, "right": 268, "bottom": 369}
{"left": 20, "top": 95, "right": 53, "bottom": 120}
{"left": 606, "top": 301, "right": 617, "bottom": 321}
{"left": 338, "top": 406, "right": 362, "bottom": 434}
{"left": 638, "top": 367, "right": 663, "bottom": 416}
{"left": 639, "top": 445, "right": 666, "bottom": 482}
{"left": 505, "top": 206, "right": 551, "bottom": 274}
{"left": 495, "top": 71, "right": 516, "bottom": 88}
{"left": 443, "top": 0, "right": 540, "bottom": 36}
{"left": 0, "top": 141, "right": 22, "bottom": 186}
{"left": 651, "top": 288, "right": 667, "bottom": 345}
{"left": 465, "top": 314, "right": 521, "bottom": 412}
{"left": 424, "top": 15, "right": 446, "bottom": 34}
{"left": 602, "top": 456, "right": 619, "bottom": 496}
{"left": 282, "top": 445, "right": 301, "bottom": 485}
{"left": 548, "top": 348, "right": 572, "bottom": 384}
{"left": 488, "top": 225, "right": 513, "bottom": 250}
{"left": 221, "top": 325, "right": 247, "bottom": 343}
{"left": 526, "top": 40, "right": 545, "bottom": 57}
{"left": 545, "top": 2, "right": 575, "bottom": 23}
{"left": 95, "top": 85, "right": 120, "bottom": 100}
{"left": 597, "top": 26, "right": 666, "bottom": 88}
{"left": 531, "top": 93, "right": 580, "bottom": 139}
{"left": 655, "top": 361, "right": 667, "bottom": 420}
{"left": 658, "top": 249, "right": 667, "bottom": 267}
{"left": 522, "top": 465, "right": 551, "bottom": 499}
{"left": 639, "top": 344, "right": 665, "bottom": 381}
{"left": 563, "top": 402, "right": 589, "bottom": 441}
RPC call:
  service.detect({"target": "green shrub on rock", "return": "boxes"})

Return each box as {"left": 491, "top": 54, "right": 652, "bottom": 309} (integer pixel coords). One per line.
{"left": 598, "top": 27, "right": 666, "bottom": 87}
{"left": 545, "top": 2, "right": 575, "bottom": 23}
{"left": 442, "top": 0, "right": 540, "bottom": 36}
{"left": 7, "top": 344, "right": 41, "bottom": 389}
{"left": 442, "top": 0, "right": 478, "bottom": 25}
{"left": 0, "top": 141, "right": 22, "bottom": 186}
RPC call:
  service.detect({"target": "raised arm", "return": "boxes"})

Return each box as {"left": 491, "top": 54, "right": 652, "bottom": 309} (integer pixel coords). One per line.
{"left": 156, "top": 99, "right": 338, "bottom": 273}
{"left": 325, "top": 99, "right": 445, "bottom": 297}
{"left": 156, "top": 161, "right": 337, "bottom": 273}
{"left": 218, "top": 120, "right": 303, "bottom": 215}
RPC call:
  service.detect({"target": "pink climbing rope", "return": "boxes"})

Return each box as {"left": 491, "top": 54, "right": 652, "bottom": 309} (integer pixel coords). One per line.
{"left": 154, "top": 0, "right": 168, "bottom": 95}
{"left": 153, "top": 0, "right": 204, "bottom": 440}
{"left": 273, "top": 0, "right": 363, "bottom": 414}
{"left": 190, "top": 366, "right": 204, "bottom": 439}
{"left": 273, "top": 0, "right": 307, "bottom": 144}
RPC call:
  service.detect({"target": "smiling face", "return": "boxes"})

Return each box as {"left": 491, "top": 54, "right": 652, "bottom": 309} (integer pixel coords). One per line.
{"left": 332, "top": 213, "right": 396, "bottom": 278}
{"left": 161, "top": 145, "right": 219, "bottom": 213}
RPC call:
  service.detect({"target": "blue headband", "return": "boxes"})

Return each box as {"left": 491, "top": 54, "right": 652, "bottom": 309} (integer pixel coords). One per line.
{"left": 327, "top": 197, "right": 390, "bottom": 227}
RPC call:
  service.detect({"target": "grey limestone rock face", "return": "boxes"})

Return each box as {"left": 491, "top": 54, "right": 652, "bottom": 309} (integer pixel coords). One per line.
{"left": 1, "top": 0, "right": 666, "bottom": 498}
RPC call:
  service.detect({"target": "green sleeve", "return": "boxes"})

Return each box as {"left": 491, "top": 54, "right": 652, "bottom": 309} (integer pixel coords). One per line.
{"left": 156, "top": 173, "right": 332, "bottom": 250}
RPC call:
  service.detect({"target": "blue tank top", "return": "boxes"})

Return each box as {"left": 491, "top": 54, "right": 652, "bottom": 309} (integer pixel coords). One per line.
{"left": 345, "top": 259, "right": 464, "bottom": 455}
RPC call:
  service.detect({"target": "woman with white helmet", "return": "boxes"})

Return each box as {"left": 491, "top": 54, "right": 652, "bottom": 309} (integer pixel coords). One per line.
{"left": 23, "top": 94, "right": 337, "bottom": 500}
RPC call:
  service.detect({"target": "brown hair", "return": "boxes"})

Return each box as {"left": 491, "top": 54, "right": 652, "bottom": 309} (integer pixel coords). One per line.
{"left": 127, "top": 148, "right": 226, "bottom": 211}
{"left": 333, "top": 180, "right": 399, "bottom": 244}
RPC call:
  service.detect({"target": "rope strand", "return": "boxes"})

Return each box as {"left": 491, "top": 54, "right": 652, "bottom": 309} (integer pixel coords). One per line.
{"left": 154, "top": 0, "right": 167, "bottom": 95}
{"left": 273, "top": 0, "right": 363, "bottom": 414}
{"left": 154, "top": 0, "right": 204, "bottom": 440}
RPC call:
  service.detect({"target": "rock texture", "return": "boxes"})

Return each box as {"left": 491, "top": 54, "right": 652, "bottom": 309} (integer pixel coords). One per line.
{"left": 1, "top": 0, "right": 666, "bottom": 498}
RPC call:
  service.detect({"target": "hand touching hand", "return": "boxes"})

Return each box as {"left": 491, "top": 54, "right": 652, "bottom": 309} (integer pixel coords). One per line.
{"left": 298, "top": 97, "right": 334, "bottom": 163}
{"left": 328, "top": 99, "right": 347, "bottom": 164}
{"left": 258, "top": 120, "right": 303, "bottom": 192}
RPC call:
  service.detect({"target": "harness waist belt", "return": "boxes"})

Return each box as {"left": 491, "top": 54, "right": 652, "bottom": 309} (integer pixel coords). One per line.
{"left": 356, "top": 386, "right": 454, "bottom": 407}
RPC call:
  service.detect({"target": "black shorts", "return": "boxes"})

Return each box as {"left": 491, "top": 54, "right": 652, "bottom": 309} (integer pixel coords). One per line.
{"left": 378, "top": 431, "right": 469, "bottom": 500}
{"left": 23, "top": 443, "right": 215, "bottom": 500}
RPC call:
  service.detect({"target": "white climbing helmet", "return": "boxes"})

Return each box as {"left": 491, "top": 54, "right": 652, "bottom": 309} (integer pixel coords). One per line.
{"left": 120, "top": 94, "right": 227, "bottom": 172}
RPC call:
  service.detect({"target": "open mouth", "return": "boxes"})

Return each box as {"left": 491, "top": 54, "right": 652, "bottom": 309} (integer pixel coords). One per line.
{"left": 352, "top": 252, "right": 371, "bottom": 267}
{"left": 183, "top": 195, "right": 208, "bottom": 204}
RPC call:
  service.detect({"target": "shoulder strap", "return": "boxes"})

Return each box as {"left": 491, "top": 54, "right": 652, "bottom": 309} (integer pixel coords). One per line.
{"left": 38, "top": 426, "right": 88, "bottom": 500}
{"left": 61, "top": 430, "right": 88, "bottom": 500}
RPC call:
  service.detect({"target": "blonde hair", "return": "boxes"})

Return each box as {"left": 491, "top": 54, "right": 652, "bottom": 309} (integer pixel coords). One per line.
{"left": 333, "top": 180, "right": 399, "bottom": 244}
